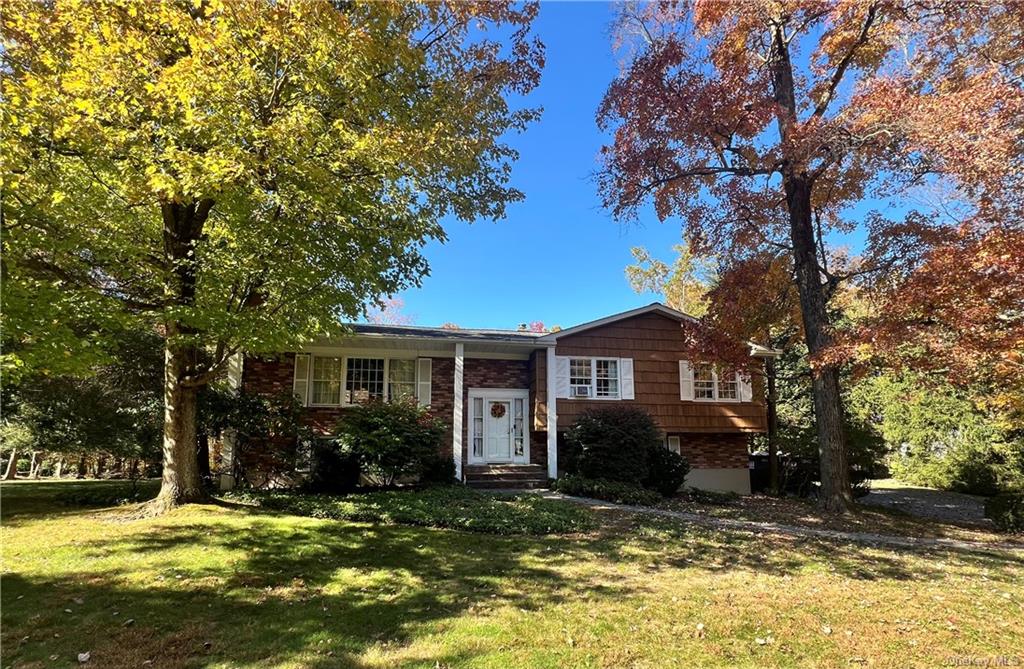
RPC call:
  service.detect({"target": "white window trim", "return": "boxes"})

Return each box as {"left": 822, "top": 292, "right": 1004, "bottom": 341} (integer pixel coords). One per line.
{"left": 308, "top": 355, "right": 420, "bottom": 408}
{"left": 692, "top": 364, "right": 742, "bottom": 403}
{"left": 567, "top": 356, "right": 622, "bottom": 400}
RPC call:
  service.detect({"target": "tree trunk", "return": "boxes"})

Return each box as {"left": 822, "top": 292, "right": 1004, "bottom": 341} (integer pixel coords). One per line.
{"left": 2, "top": 449, "right": 17, "bottom": 480}
{"left": 29, "top": 451, "right": 39, "bottom": 479}
{"left": 785, "top": 177, "right": 853, "bottom": 513}
{"left": 54, "top": 458, "right": 64, "bottom": 479}
{"left": 150, "top": 342, "right": 207, "bottom": 510}
{"left": 769, "top": 17, "right": 852, "bottom": 513}
{"left": 148, "top": 199, "right": 215, "bottom": 513}
{"left": 765, "top": 356, "right": 780, "bottom": 496}
{"left": 76, "top": 454, "right": 87, "bottom": 479}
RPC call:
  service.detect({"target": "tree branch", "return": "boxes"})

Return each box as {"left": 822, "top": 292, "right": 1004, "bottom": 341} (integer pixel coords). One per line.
{"left": 813, "top": 3, "right": 879, "bottom": 117}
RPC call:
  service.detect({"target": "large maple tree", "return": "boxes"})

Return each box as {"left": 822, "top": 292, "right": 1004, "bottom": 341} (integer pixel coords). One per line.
{"left": 2, "top": 1, "right": 542, "bottom": 510}
{"left": 597, "top": 1, "right": 1022, "bottom": 512}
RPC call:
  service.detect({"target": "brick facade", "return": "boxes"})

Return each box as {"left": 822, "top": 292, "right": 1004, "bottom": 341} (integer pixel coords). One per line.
{"left": 672, "top": 432, "right": 750, "bottom": 469}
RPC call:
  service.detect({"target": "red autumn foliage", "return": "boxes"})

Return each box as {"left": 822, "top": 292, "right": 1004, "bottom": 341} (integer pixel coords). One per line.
{"left": 597, "top": 0, "right": 1023, "bottom": 511}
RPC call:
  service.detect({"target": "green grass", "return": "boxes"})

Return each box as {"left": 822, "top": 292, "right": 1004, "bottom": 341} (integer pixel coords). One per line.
{"left": 224, "top": 486, "right": 595, "bottom": 535}
{"left": 3, "top": 480, "right": 1023, "bottom": 668}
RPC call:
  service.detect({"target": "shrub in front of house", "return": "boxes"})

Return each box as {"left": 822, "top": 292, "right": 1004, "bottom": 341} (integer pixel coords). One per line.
{"left": 334, "top": 400, "right": 445, "bottom": 487}
{"left": 985, "top": 492, "right": 1024, "bottom": 533}
{"left": 566, "top": 406, "right": 662, "bottom": 484}
{"left": 678, "top": 487, "right": 740, "bottom": 506}
{"left": 420, "top": 452, "right": 458, "bottom": 484}
{"left": 553, "top": 474, "right": 662, "bottom": 506}
{"left": 303, "top": 439, "right": 361, "bottom": 494}
{"left": 643, "top": 446, "right": 691, "bottom": 497}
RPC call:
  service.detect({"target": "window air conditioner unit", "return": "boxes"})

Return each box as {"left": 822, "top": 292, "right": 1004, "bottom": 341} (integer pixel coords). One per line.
{"left": 572, "top": 386, "right": 591, "bottom": 398}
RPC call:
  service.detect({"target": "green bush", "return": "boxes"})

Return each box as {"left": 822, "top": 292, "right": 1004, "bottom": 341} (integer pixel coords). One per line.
{"left": 303, "top": 439, "right": 361, "bottom": 494}
{"left": 851, "top": 373, "right": 1022, "bottom": 496}
{"left": 223, "top": 486, "right": 594, "bottom": 535}
{"left": 678, "top": 487, "right": 740, "bottom": 506}
{"left": 985, "top": 493, "right": 1024, "bottom": 533}
{"left": 420, "top": 453, "right": 457, "bottom": 484}
{"left": 643, "top": 446, "right": 690, "bottom": 496}
{"left": 552, "top": 474, "right": 662, "bottom": 506}
{"left": 335, "top": 401, "right": 445, "bottom": 486}
{"left": 566, "top": 406, "right": 662, "bottom": 484}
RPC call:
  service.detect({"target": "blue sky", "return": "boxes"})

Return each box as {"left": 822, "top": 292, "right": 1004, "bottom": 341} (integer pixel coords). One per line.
{"left": 389, "top": 2, "right": 682, "bottom": 330}
{"left": 389, "top": 2, "right": 879, "bottom": 331}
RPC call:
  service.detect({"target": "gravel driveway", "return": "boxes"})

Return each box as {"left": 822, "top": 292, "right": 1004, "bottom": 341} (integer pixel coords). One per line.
{"left": 862, "top": 478, "right": 992, "bottom": 525}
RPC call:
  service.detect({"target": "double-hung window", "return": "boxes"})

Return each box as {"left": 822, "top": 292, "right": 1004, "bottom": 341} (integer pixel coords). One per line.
{"left": 694, "top": 364, "right": 740, "bottom": 402}
{"left": 569, "top": 358, "right": 593, "bottom": 397}
{"left": 312, "top": 357, "right": 344, "bottom": 405}
{"left": 387, "top": 358, "right": 416, "bottom": 402}
{"left": 568, "top": 357, "right": 620, "bottom": 399}
{"left": 693, "top": 364, "right": 716, "bottom": 400}
{"left": 345, "top": 357, "right": 385, "bottom": 404}
{"left": 595, "top": 359, "right": 619, "bottom": 398}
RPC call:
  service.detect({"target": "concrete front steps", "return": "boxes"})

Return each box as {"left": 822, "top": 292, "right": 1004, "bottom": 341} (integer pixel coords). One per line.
{"left": 465, "top": 464, "right": 549, "bottom": 490}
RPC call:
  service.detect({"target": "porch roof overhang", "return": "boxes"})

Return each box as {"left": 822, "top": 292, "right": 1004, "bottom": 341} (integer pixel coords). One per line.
{"left": 306, "top": 325, "right": 551, "bottom": 358}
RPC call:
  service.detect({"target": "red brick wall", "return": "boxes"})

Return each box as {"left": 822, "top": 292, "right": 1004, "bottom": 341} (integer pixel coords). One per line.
{"left": 673, "top": 432, "right": 750, "bottom": 469}
{"left": 459, "top": 358, "right": 547, "bottom": 467}
{"left": 242, "top": 354, "right": 346, "bottom": 435}
{"left": 427, "top": 357, "right": 455, "bottom": 460}
{"left": 240, "top": 354, "right": 547, "bottom": 468}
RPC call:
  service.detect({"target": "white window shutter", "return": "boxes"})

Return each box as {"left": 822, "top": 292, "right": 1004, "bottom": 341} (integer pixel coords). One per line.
{"left": 416, "top": 357, "right": 432, "bottom": 407}
{"left": 619, "top": 358, "right": 635, "bottom": 400}
{"left": 679, "top": 360, "right": 694, "bottom": 401}
{"left": 554, "top": 355, "right": 570, "bottom": 399}
{"left": 293, "top": 353, "right": 310, "bottom": 407}
{"left": 738, "top": 372, "right": 753, "bottom": 402}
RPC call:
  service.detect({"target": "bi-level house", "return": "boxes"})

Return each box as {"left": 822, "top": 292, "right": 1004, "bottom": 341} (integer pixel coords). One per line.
{"left": 228, "top": 303, "right": 776, "bottom": 494}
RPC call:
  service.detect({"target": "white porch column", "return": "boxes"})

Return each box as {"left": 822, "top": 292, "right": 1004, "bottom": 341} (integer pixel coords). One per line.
{"left": 545, "top": 345, "right": 558, "bottom": 479}
{"left": 452, "top": 342, "right": 465, "bottom": 481}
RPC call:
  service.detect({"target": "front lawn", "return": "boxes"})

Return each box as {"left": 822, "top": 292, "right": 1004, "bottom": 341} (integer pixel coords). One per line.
{"left": 3, "top": 480, "right": 1022, "bottom": 668}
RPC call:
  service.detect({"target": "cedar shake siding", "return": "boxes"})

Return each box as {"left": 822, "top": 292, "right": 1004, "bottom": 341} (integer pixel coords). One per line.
{"left": 533, "top": 312, "right": 767, "bottom": 434}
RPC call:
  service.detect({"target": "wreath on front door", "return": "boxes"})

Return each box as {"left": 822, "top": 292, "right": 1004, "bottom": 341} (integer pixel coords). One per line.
{"left": 490, "top": 403, "right": 507, "bottom": 419}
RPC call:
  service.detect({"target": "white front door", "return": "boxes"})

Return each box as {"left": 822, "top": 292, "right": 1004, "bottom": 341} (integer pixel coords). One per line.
{"left": 485, "top": 400, "right": 512, "bottom": 462}
{"left": 469, "top": 389, "right": 529, "bottom": 465}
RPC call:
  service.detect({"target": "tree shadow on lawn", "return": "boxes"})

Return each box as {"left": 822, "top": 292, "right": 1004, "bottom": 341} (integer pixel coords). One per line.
{"left": 0, "top": 479, "right": 160, "bottom": 527}
{"left": 2, "top": 514, "right": 615, "bottom": 668}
